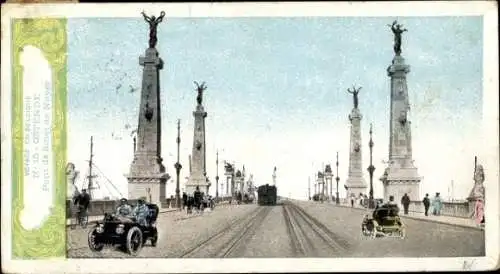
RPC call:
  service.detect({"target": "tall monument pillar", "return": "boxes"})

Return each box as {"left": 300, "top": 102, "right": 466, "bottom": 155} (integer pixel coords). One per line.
{"left": 345, "top": 86, "right": 368, "bottom": 198}
{"left": 127, "top": 11, "right": 170, "bottom": 206}
{"left": 380, "top": 21, "right": 422, "bottom": 203}
{"left": 185, "top": 82, "right": 209, "bottom": 195}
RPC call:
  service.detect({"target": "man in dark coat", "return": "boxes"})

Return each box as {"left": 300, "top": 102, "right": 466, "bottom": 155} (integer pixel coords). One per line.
{"left": 182, "top": 192, "right": 187, "bottom": 209}
{"left": 193, "top": 186, "right": 202, "bottom": 211}
{"left": 401, "top": 193, "right": 411, "bottom": 215}
{"left": 74, "top": 189, "right": 90, "bottom": 212}
{"left": 237, "top": 191, "right": 242, "bottom": 204}
{"left": 422, "top": 193, "right": 430, "bottom": 216}
{"left": 74, "top": 189, "right": 91, "bottom": 224}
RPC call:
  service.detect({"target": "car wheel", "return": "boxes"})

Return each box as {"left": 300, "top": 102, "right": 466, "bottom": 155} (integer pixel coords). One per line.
{"left": 126, "top": 226, "right": 143, "bottom": 256}
{"left": 150, "top": 227, "right": 158, "bottom": 247}
{"left": 88, "top": 228, "right": 104, "bottom": 252}
{"left": 371, "top": 227, "right": 377, "bottom": 239}
{"left": 151, "top": 235, "right": 158, "bottom": 247}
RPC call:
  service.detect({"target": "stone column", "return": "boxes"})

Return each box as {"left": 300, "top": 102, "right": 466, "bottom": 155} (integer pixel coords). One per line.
{"left": 185, "top": 92, "right": 209, "bottom": 195}
{"left": 317, "top": 171, "right": 325, "bottom": 201}
{"left": 126, "top": 47, "right": 170, "bottom": 206}
{"left": 345, "top": 106, "right": 367, "bottom": 198}
{"left": 324, "top": 165, "right": 333, "bottom": 202}
{"left": 380, "top": 54, "right": 422, "bottom": 203}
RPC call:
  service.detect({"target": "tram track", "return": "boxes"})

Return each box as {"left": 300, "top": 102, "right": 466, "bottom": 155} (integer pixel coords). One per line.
{"left": 283, "top": 201, "right": 351, "bottom": 257}
{"left": 180, "top": 206, "right": 271, "bottom": 258}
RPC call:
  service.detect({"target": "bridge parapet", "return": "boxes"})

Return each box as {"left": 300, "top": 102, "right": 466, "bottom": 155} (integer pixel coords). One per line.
{"left": 408, "top": 200, "right": 471, "bottom": 218}
{"left": 331, "top": 198, "right": 472, "bottom": 219}
{"left": 66, "top": 199, "right": 141, "bottom": 218}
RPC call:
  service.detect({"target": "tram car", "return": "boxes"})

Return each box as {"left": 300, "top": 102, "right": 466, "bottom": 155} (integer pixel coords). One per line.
{"left": 257, "top": 184, "right": 277, "bottom": 206}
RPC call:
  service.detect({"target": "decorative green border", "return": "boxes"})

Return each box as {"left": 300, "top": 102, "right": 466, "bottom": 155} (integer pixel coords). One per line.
{"left": 11, "top": 18, "right": 67, "bottom": 258}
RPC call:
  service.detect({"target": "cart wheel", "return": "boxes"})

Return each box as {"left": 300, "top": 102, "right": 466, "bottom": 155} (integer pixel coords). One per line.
{"left": 88, "top": 228, "right": 104, "bottom": 252}
{"left": 126, "top": 227, "right": 143, "bottom": 256}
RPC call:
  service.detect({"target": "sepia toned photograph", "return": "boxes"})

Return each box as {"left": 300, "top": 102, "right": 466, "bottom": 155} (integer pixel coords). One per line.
{"left": 1, "top": 1, "right": 498, "bottom": 273}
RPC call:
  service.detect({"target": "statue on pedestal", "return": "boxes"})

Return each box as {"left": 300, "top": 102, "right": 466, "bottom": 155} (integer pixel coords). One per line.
{"left": 347, "top": 85, "right": 362, "bottom": 109}
{"left": 388, "top": 20, "right": 407, "bottom": 55}
{"left": 224, "top": 162, "right": 234, "bottom": 173}
{"left": 141, "top": 11, "right": 166, "bottom": 48}
{"left": 194, "top": 81, "right": 207, "bottom": 105}
{"left": 471, "top": 164, "right": 485, "bottom": 199}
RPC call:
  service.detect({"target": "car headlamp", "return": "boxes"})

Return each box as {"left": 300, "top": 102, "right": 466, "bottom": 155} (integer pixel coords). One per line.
{"left": 96, "top": 224, "right": 104, "bottom": 233}
{"left": 116, "top": 224, "right": 125, "bottom": 234}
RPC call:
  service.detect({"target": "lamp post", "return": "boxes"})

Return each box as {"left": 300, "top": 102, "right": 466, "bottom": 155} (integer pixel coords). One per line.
{"left": 335, "top": 151, "right": 340, "bottom": 205}
{"left": 308, "top": 176, "right": 311, "bottom": 200}
{"left": 215, "top": 150, "right": 219, "bottom": 201}
{"left": 367, "top": 123, "right": 376, "bottom": 209}
{"left": 175, "top": 119, "right": 182, "bottom": 209}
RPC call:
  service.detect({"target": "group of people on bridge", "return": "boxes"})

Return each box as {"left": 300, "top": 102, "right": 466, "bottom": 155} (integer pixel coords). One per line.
{"left": 182, "top": 186, "right": 215, "bottom": 214}
{"left": 368, "top": 192, "right": 485, "bottom": 228}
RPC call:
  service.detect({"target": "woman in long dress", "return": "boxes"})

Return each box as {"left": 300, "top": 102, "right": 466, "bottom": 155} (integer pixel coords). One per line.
{"left": 474, "top": 198, "right": 485, "bottom": 227}
{"left": 431, "top": 193, "right": 443, "bottom": 215}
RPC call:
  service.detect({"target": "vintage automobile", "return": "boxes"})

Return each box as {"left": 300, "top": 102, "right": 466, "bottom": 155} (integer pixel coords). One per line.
{"left": 361, "top": 204, "right": 406, "bottom": 239}
{"left": 88, "top": 203, "right": 159, "bottom": 255}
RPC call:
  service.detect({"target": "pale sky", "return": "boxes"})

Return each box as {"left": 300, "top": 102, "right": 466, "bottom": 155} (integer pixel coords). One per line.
{"left": 67, "top": 16, "right": 483, "bottom": 201}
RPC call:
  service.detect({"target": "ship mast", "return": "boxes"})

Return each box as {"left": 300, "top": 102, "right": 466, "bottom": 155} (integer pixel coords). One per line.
{"left": 87, "top": 136, "right": 96, "bottom": 199}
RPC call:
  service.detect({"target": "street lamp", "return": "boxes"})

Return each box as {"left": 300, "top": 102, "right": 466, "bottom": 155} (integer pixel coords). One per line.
{"left": 308, "top": 176, "right": 311, "bottom": 200}
{"left": 335, "top": 152, "right": 340, "bottom": 205}
{"left": 175, "top": 119, "right": 182, "bottom": 209}
{"left": 215, "top": 150, "right": 219, "bottom": 201}
{"left": 367, "top": 123, "right": 376, "bottom": 209}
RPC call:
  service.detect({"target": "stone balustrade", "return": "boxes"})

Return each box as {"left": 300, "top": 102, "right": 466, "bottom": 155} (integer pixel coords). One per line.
{"left": 407, "top": 200, "right": 471, "bottom": 218}
{"left": 67, "top": 195, "right": 236, "bottom": 218}
{"left": 67, "top": 199, "right": 140, "bottom": 218}
{"left": 334, "top": 198, "right": 472, "bottom": 219}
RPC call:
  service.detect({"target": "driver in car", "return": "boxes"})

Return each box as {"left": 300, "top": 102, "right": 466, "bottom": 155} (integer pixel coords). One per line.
{"left": 116, "top": 198, "right": 133, "bottom": 217}
{"left": 133, "top": 197, "right": 150, "bottom": 226}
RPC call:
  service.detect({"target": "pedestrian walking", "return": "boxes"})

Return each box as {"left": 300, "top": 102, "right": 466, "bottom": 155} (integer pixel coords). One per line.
{"left": 401, "top": 193, "right": 410, "bottom": 215}
{"left": 432, "top": 192, "right": 443, "bottom": 216}
{"left": 73, "top": 189, "right": 90, "bottom": 227}
{"left": 182, "top": 192, "right": 187, "bottom": 209}
{"left": 422, "top": 193, "right": 430, "bottom": 216}
{"left": 193, "top": 186, "right": 202, "bottom": 213}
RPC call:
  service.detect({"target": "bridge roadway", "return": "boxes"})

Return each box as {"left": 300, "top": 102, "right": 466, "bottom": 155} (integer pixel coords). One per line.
{"left": 67, "top": 200, "right": 485, "bottom": 258}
